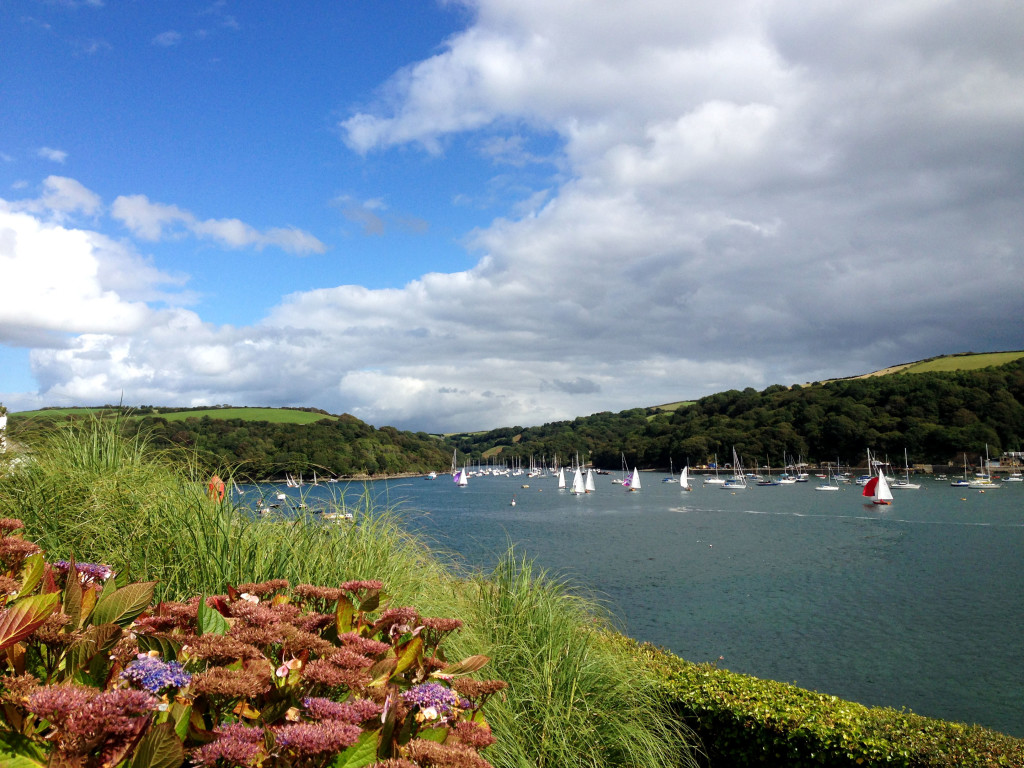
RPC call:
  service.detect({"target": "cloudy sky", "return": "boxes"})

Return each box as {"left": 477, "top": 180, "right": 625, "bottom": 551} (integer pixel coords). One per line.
{"left": 1, "top": 0, "right": 1022, "bottom": 432}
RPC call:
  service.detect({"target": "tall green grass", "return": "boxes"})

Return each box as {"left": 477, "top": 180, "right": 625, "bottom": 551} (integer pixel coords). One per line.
{"left": 0, "top": 417, "right": 697, "bottom": 768}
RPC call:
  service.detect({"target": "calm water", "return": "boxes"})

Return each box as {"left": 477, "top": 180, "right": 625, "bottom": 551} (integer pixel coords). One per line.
{"left": 244, "top": 474, "right": 1024, "bottom": 736}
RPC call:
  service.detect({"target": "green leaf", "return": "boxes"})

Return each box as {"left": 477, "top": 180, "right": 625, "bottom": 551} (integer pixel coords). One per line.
{"left": 129, "top": 722, "right": 184, "bottom": 768}
{"left": 92, "top": 582, "right": 156, "bottom": 628}
{"left": 367, "top": 657, "right": 397, "bottom": 687}
{"left": 63, "top": 561, "right": 83, "bottom": 630}
{"left": 417, "top": 726, "right": 448, "bottom": 744}
{"left": 437, "top": 654, "right": 489, "bottom": 677}
{"left": 68, "top": 622, "right": 122, "bottom": 680}
{"left": 0, "top": 731, "right": 46, "bottom": 768}
{"left": 196, "top": 596, "right": 229, "bottom": 636}
{"left": 98, "top": 575, "right": 117, "bottom": 602}
{"left": 170, "top": 702, "right": 191, "bottom": 742}
{"left": 330, "top": 730, "right": 378, "bottom": 768}
{"left": 137, "top": 634, "right": 182, "bottom": 661}
{"left": 358, "top": 590, "right": 382, "bottom": 613}
{"left": 335, "top": 595, "right": 354, "bottom": 634}
{"left": 15, "top": 554, "right": 45, "bottom": 599}
{"left": 393, "top": 636, "right": 423, "bottom": 679}
{"left": 0, "top": 593, "right": 60, "bottom": 651}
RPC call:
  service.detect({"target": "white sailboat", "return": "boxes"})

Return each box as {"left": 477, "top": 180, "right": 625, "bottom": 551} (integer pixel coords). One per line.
{"left": 968, "top": 444, "right": 998, "bottom": 489}
{"left": 722, "top": 448, "right": 747, "bottom": 489}
{"left": 585, "top": 469, "right": 596, "bottom": 493}
{"left": 862, "top": 465, "right": 893, "bottom": 505}
{"left": 815, "top": 461, "right": 840, "bottom": 492}
{"left": 557, "top": 467, "right": 566, "bottom": 490}
{"left": 625, "top": 466, "right": 642, "bottom": 491}
{"left": 891, "top": 448, "right": 921, "bottom": 490}
{"left": 704, "top": 453, "right": 726, "bottom": 485}
{"left": 950, "top": 454, "right": 971, "bottom": 487}
{"left": 663, "top": 458, "right": 676, "bottom": 483}
{"left": 453, "top": 465, "right": 469, "bottom": 487}
{"left": 570, "top": 467, "right": 586, "bottom": 494}
{"left": 679, "top": 465, "right": 692, "bottom": 491}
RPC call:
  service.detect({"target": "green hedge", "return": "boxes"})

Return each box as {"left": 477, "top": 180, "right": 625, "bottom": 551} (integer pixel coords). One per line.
{"left": 641, "top": 647, "right": 1023, "bottom": 767}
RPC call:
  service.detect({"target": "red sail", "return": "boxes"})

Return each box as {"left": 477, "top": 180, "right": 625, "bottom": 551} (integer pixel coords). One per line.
{"left": 862, "top": 477, "right": 879, "bottom": 497}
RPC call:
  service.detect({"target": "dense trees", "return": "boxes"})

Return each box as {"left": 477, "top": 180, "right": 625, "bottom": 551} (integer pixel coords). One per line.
{"left": 15, "top": 360, "right": 1023, "bottom": 477}
{"left": 449, "top": 360, "right": 1024, "bottom": 470}
{"left": 126, "top": 413, "right": 451, "bottom": 480}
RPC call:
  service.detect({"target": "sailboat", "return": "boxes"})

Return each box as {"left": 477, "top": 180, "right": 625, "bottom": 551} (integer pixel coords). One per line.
{"left": 679, "top": 465, "right": 692, "bottom": 491}
{"left": 756, "top": 455, "right": 780, "bottom": 486}
{"left": 950, "top": 454, "right": 971, "bottom": 487}
{"left": 557, "top": 467, "right": 566, "bottom": 490}
{"left": 624, "top": 466, "right": 642, "bottom": 491}
{"left": 862, "top": 465, "right": 893, "bottom": 505}
{"left": 968, "top": 445, "right": 998, "bottom": 489}
{"left": 891, "top": 448, "right": 921, "bottom": 490}
{"left": 704, "top": 453, "right": 726, "bottom": 485}
{"left": 585, "top": 468, "right": 597, "bottom": 493}
{"left": 453, "top": 465, "right": 469, "bottom": 487}
{"left": 663, "top": 458, "right": 676, "bottom": 483}
{"left": 815, "top": 461, "right": 841, "bottom": 492}
{"left": 570, "top": 467, "right": 586, "bottom": 495}
{"left": 722, "top": 448, "right": 747, "bottom": 489}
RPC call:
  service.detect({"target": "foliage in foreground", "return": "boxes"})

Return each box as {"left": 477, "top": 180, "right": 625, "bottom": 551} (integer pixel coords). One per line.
{"left": 0, "top": 419, "right": 696, "bottom": 768}
{"left": 643, "top": 646, "right": 1024, "bottom": 768}
{"left": 0, "top": 518, "right": 503, "bottom": 768}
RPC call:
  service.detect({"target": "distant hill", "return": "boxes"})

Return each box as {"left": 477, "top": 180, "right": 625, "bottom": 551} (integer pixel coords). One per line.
{"left": 449, "top": 353, "right": 1024, "bottom": 470}
{"left": 13, "top": 405, "right": 335, "bottom": 425}
{"left": 848, "top": 351, "right": 1024, "bottom": 379}
{"left": 6, "top": 351, "right": 1024, "bottom": 474}
{"left": 6, "top": 405, "right": 449, "bottom": 480}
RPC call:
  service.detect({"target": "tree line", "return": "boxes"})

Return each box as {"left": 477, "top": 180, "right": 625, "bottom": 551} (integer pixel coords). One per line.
{"left": 449, "top": 360, "right": 1024, "bottom": 471}
{"left": 11, "top": 359, "right": 1023, "bottom": 477}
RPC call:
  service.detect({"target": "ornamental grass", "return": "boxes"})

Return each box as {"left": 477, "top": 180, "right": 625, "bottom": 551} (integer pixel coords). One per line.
{"left": 0, "top": 417, "right": 696, "bottom": 768}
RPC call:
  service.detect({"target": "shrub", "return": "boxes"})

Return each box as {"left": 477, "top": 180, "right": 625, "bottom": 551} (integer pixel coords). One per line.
{"left": 643, "top": 646, "right": 1024, "bottom": 768}
{"left": 0, "top": 518, "right": 502, "bottom": 768}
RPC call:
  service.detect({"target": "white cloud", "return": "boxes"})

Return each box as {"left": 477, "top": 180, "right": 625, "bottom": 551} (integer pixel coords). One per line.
{"left": 9, "top": 176, "right": 102, "bottom": 221}
{"left": 37, "top": 147, "right": 68, "bottom": 163}
{"left": 110, "top": 194, "right": 190, "bottom": 240}
{"left": 4, "top": 0, "right": 1024, "bottom": 431}
{"left": 0, "top": 208, "right": 176, "bottom": 346}
{"left": 152, "top": 30, "right": 182, "bottom": 47}
{"left": 111, "top": 193, "right": 326, "bottom": 254}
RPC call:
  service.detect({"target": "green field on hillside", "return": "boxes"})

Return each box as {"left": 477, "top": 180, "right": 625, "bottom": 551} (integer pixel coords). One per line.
{"left": 14, "top": 406, "right": 335, "bottom": 425}
{"left": 899, "top": 351, "right": 1024, "bottom": 373}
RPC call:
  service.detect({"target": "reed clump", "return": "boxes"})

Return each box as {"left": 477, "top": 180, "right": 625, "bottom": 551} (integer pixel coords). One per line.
{"left": 0, "top": 417, "right": 697, "bottom": 768}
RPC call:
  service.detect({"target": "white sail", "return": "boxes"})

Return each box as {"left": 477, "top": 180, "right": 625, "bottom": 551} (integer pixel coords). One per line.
{"left": 458, "top": 466, "right": 469, "bottom": 487}
{"left": 585, "top": 469, "right": 596, "bottom": 492}
{"left": 680, "top": 465, "right": 691, "bottom": 491}
{"left": 571, "top": 468, "right": 585, "bottom": 494}
{"left": 627, "top": 467, "right": 641, "bottom": 490}
{"left": 557, "top": 467, "right": 566, "bottom": 489}
{"left": 874, "top": 469, "right": 892, "bottom": 502}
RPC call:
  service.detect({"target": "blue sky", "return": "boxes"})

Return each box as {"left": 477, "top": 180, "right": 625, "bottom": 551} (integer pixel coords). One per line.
{"left": 2, "top": 0, "right": 1023, "bottom": 432}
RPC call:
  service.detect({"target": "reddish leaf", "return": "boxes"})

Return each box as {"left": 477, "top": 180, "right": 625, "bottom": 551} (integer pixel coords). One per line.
{"left": 0, "top": 593, "right": 60, "bottom": 651}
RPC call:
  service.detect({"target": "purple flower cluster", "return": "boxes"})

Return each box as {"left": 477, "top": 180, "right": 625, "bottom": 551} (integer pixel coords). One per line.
{"left": 52, "top": 560, "right": 115, "bottom": 584}
{"left": 120, "top": 654, "right": 191, "bottom": 694}
{"left": 401, "top": 682, "right": 463, "bottom": 718}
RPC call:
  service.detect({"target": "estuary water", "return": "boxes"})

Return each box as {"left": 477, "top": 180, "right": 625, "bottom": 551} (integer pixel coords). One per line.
{"left": 246, "top": 473, "right": 1024, "bottom": 737}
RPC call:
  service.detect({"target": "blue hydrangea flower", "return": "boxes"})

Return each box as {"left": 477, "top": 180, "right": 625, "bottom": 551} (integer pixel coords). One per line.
{"left": 121, "top": 654, "right": 191, "bottom": 694}
{"left": 400, "top": 682, "right": 462, "bottom": 718}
